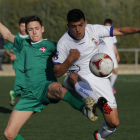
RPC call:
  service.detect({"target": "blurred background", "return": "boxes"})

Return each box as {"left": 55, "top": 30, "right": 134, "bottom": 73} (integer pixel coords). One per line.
{"left": 0, "top": 0, "right": 140, "bottom": 74}
{"left": 0, "top": 1, "right": 140, "bottom": 140}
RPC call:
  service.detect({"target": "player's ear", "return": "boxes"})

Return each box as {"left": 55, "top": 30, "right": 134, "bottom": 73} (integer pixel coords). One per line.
{"left": 41, "top": 26, "right": 44, "bottom": 33}
{"left": 67, "top": 23, "right": 70, "bottom": 29}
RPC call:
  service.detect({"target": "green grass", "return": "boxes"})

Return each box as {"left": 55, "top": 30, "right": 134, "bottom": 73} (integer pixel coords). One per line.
{"left": 0, "top": 75, "right": 140, "bottom": 140}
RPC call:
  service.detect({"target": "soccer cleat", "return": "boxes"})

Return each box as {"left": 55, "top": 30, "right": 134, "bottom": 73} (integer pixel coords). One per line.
{"left": 9, "top": 90, "right": 15, "bottom": 106}
{"left": 83, "top": 97, "right": 98, "bottom": 122}
{"left": 97, "top": 97, "right": 112, "bottom": 114}
{"left": 112, "top": 87, "right": 116, "bottom": 94}
{"left": 94, "top": 130, "right": 105, "bottom": 140}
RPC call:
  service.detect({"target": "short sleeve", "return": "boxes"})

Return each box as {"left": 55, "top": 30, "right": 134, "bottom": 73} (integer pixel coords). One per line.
{"left": 89, "top": 24, "right": 114, "bottom": 38}
{"left": 53, "top": 42, "right": 68, "bottom": 65}
{"left": 3, "top": 41, "right": 14, "bottom": 51}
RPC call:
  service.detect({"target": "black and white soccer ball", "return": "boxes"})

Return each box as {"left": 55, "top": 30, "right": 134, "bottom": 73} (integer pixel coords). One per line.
{"left": 89, "top": 53, "right": 114, "bottom": 77}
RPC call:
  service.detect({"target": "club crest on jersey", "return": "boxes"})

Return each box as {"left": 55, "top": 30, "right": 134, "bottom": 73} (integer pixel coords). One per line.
{"left": 92, "top": 38, "right": 98, "bottom": 45}
{"left": 39, "top": 47, "right": 46, "bottom": 52}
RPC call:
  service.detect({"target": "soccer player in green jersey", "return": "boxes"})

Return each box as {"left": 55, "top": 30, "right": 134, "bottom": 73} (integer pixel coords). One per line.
{"left": 0, "top": 16, "right": 96, "bottom": 140}
{"left": 4, "top": 17, "right": 29, "bottom": 106}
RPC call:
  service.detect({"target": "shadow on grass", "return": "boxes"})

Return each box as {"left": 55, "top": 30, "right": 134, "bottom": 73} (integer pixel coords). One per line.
{"left": 0, "top": 107, "right": 12, "bottom": 114}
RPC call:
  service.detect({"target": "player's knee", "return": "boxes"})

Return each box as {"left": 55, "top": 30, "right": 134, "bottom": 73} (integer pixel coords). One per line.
{"left": 4, "top": 129, "right": 16, "bottom": 140}
{"left": 68, "top": 72, "right": 79, "bottom": 83}
{"left": 107, "top": 118, "right": 119, "bottom": 128}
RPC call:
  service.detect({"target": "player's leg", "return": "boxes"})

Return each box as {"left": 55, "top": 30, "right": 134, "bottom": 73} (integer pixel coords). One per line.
{"left": 4, "top": 110, "right": 33, "bottom": 140}
{"left": 89, "top": 76, "right": 119, "bottom": 140}
{"left": 48, "top": 82, "right": 98, "bottom": 121}
{"left": 65, "top": 73, "right": 112, "bottom": 116}
{"left": 94, "top": 108, "right": 119, "bottom": 140}
{"left": 67, "top": 72, "right": 98, "bottom": 102}
{"left": 9, "top": 69, "right": 23, "bottom": 106}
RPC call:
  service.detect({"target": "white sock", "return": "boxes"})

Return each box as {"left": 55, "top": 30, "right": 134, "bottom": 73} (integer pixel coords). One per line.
{"left": 110, "top": 73, "right": 117, "bottom": 87}
{"left": 74, "top": 81, "right": 98, "bottom": 102}
{"left": 98, "top": 121, "right": 116, "bottom": 139}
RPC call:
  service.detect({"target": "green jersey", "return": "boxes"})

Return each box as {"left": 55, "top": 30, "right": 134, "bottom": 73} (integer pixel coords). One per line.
{"left": 4, "top": 33, "right": 29, "bottom": 70}
{"left": 14, "top": 37, "right": 57, "bottom": 88}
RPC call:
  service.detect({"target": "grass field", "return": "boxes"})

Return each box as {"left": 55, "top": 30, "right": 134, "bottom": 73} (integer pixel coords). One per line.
{"left": 0, "top": 75, "right": 140, "bottom": 140}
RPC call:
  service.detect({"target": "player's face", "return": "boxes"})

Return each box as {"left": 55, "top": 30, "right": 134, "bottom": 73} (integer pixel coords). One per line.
{"left": 19, "top": 23, "right": 26, "bottom": 35}
{"left": 67, "top": 18, "right": 87, "bottom": 40}
{"left": 27, "top": 21, "right": 44, "bottom": 42}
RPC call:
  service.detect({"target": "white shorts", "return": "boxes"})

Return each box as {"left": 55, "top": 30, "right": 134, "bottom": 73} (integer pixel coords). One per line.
{"left": 112, "top": 57, "right": 118, "bottom": 69}
{"left": 65, "top": 73, "right": 117, "bottom": 108}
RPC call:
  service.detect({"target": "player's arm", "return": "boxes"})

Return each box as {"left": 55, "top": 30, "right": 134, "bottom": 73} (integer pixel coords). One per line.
{"left": 54, "top": 49, "right": 80, "bottom": 78}
{"left": 113, "top": 27, "right": 140, "bottom": 36}
{"left": 5, "top": 50, "right": 17, "bottom": 60}
{"left": 114, "top": 45, "right": 120, "bottom": 62}
{"left": 0, "top": 22, "right": 15, "bottom": 44}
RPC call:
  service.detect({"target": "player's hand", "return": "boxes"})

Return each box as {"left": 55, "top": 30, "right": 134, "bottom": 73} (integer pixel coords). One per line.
{"left": 10, "top": 54, "right": 17, "bottom": 60}
{"left": 68, "top": 49, "right": 80, "bottom": 62}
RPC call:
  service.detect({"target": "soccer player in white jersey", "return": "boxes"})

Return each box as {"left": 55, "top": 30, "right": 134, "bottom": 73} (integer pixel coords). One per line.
{"left": 102, "top": 19, "right": 120, "bottom": 94}
{"left": 54, "top": 9, "right": 140, "bottom": 140}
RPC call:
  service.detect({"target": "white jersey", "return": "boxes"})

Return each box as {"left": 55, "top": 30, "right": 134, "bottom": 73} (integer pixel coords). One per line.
{"left": 54, "top": 24, "right": 114, "bottom": 76}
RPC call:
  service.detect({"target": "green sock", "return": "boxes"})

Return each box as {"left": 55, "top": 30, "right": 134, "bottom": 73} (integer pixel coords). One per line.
{"left": 64, "top": 91, "right": 85, "bottom": 112}
{"left": 14, "top": 134, "right": 24, "bottom": 140}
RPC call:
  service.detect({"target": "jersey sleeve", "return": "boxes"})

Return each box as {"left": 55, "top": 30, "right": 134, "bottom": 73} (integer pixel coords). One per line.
{"left": 89, "top": 24, "right": 114, "bottom": 38}
{"left": 14, "top": 36, "right": 24, "bottom": 52}
{"left": 112, "top": 36, "right": 117, "bottom": 44}
{"left": 53, "top": 42, "right": 68, "bottom": 65}
{"left": 3, "top": 41, "right": 14, "bottom": 51}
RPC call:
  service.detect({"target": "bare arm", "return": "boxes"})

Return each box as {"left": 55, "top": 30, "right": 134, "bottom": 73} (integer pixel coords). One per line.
{"left": 0, "top": 22, "right": 15, "bottom": 44}
{"left": 5, "top": 50, "right": 17, "bottom": 60}
{"left": 113, "top": 27, "right": 140, "bottom": 36}
{"left": 54, "top": 49, "right": 80, "bottom": 78}
{"left": 114, "top": 45, "right": 120, "bottom": 62}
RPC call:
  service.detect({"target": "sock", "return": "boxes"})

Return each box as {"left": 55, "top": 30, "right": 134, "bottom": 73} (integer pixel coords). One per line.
{"left": 110, "top": 73, "right": 117, "bottom": 87}
{"left": 64, "top": 91, "right": 85, "bottom": 112}
{"left": 98, "top": 121, "right": 116, "bottom": 139}
{"left": 14, "top": 134, "right": 24, "bottom": 140}
{"left": 75, "top": 81, "right": 98, "bottom": 102}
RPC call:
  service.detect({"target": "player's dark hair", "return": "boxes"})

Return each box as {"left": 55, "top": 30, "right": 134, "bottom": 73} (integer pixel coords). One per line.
{"left": 25, "top": 16, "right": 42, "bottom": 34}
{"left": 19, "top": 17, "right": 28, "bottom": 25}
{"left": 67, "top": 9, "right": 85, "bottom": 23}
{"left": 104, "top": 18, "right": 113, "bottom": 25}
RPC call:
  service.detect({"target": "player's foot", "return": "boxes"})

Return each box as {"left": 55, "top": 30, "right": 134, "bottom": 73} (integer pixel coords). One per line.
{"left": 83, "top": 97, "right": 98, "bottom": 122}
{"left": 112, "top": 86, "right": 116, "bottom": 94}
{"left": 97, "top": 97, "right": 112, "bottom": 114}
{"left": 10, "top": 90, "right": 15, "bottom": 106}
{"left": 94, "top": 130, "right": 105, "bottom": 140}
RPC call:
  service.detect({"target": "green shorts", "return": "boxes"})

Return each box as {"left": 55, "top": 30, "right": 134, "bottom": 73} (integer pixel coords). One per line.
{"left": 14, "top": 80, "right": 59, "bottom": 112}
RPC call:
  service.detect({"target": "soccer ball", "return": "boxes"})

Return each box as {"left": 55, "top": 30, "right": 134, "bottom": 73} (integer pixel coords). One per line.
{"left": 89, "top": 53, "right": 114, "bottom": 77}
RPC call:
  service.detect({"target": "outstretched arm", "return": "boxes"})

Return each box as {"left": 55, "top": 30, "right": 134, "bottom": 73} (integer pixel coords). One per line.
{"left": 0, "top": 22, "right": 15, "bottom": 44}
{"left": 113, "top": 27, "right": 140, "bottom": 36}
